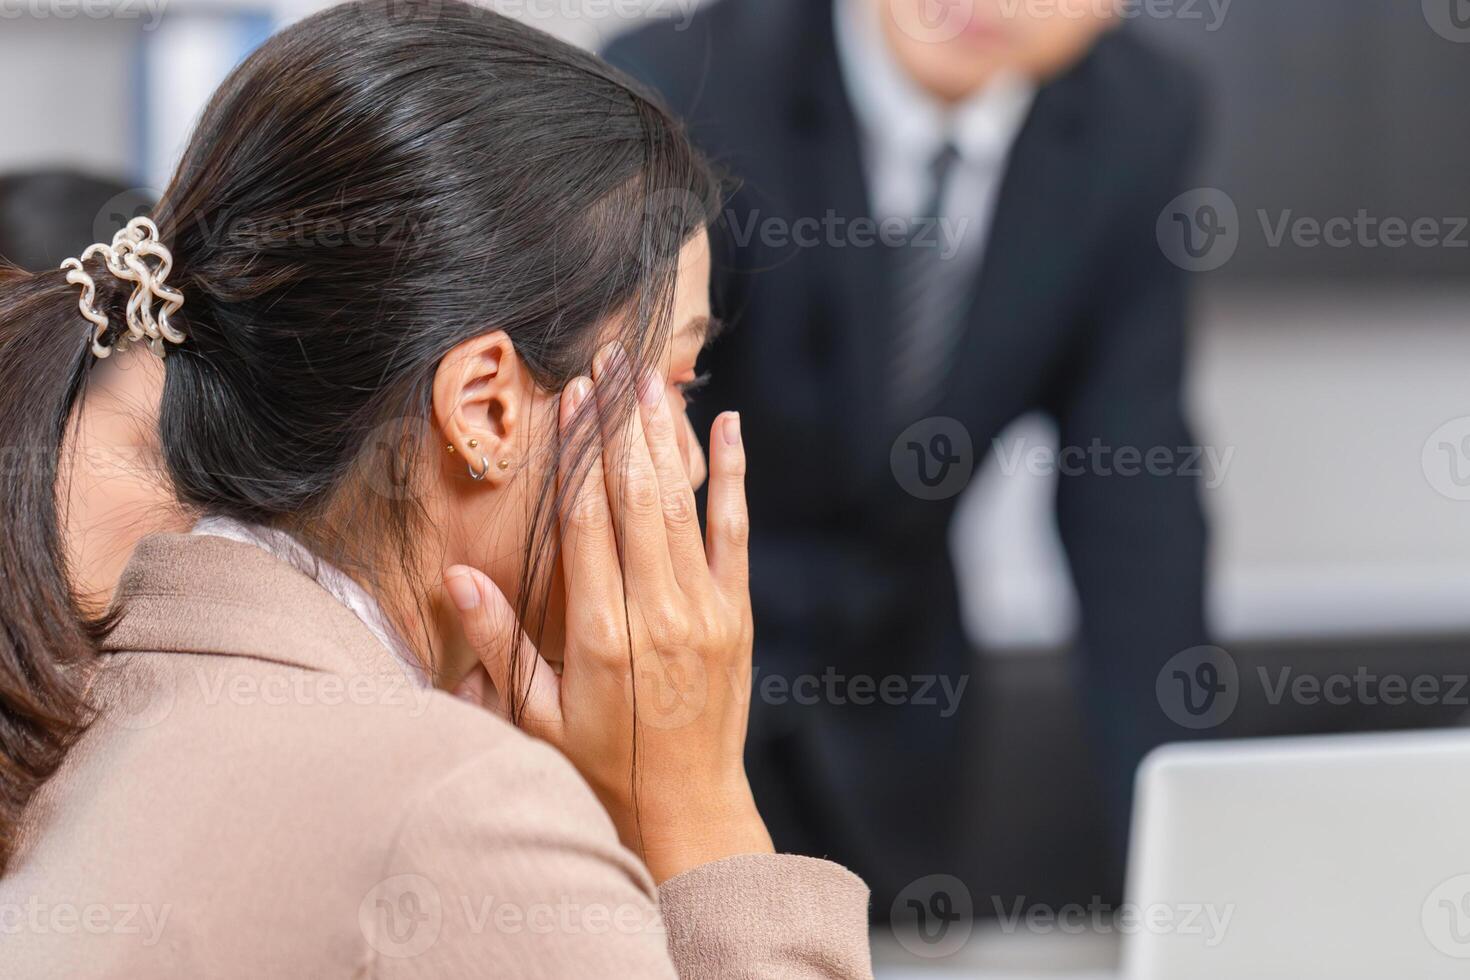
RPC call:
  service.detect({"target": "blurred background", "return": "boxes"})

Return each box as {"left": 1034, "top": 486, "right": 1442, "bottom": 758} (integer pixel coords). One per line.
{"left": 4, "top": 0, "right": 1469, "bottom": 975}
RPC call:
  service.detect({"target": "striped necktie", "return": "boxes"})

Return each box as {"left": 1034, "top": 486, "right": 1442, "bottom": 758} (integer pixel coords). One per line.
{"left": 889, "top": 141, "right": 970, "bottom": 426}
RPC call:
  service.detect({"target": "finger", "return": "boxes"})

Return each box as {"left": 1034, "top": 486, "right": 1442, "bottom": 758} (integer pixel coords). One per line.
{"left": 452, "top": 664, "right": 506, "bottom": 717}
{"left": 445, "top": 565, "right": 562, "bottom": 738}
{"left": 637, "top": 369, "right": 709, "bottom": 586}
{"left": 705, "top": 412, "right": 749, "bottom": 604}
{"left": 592, "top": 344, "right": 673, "bottom": 585}
{"left": 557, "top": 376, "right": 625, "bottom": 636}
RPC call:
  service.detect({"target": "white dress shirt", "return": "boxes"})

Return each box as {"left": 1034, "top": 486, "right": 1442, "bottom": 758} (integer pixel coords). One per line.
{"left": 834, "top": 2, "right": 1063, "bottom": 650}
{"left": 833, "top": 0, "right": 1037, "bottom": 267}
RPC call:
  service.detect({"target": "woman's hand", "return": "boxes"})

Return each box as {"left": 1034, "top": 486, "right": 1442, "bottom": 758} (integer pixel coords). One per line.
{"left": 445, "top": 346, "right": 772, "bottom": 883}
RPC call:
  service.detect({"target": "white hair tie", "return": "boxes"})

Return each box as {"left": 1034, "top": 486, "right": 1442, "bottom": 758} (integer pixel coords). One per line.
{"left": 59, "top": 217, "right": 186, "bottom": 360}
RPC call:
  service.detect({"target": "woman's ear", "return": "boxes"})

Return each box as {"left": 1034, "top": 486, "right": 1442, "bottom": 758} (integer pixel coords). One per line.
{"left": 431, "top": 330, "right": 528, "bottom": 486}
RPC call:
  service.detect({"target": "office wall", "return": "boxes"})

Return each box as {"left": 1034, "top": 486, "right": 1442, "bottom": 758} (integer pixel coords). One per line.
{"left": 1142, "top": 0, "right": 1470, "bottom": 281}
{"left": 9, "top": 1, "right": 1469, "bottom": 273}
{"left": 2, "top": 19, "right": 139, "bottom": 179}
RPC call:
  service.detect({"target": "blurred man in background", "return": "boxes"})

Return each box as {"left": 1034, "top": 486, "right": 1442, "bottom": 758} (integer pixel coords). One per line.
{"left": 608, "top": 0, "right": 1211, "bottom": 907}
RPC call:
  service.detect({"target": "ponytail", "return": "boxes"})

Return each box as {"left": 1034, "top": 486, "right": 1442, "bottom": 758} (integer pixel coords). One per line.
{"left": 0, "top": 260, "right": 108, "bottom": 873}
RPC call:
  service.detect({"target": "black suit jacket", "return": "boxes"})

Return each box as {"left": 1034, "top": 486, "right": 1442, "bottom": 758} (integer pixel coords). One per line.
{"left": 607, "top": 0, "right": 1211, "bottom": 905}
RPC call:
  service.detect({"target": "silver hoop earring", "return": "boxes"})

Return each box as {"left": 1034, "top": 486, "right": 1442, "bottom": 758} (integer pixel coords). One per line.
{"left": 468, "top": 455, "right": 491, "bottom": 481}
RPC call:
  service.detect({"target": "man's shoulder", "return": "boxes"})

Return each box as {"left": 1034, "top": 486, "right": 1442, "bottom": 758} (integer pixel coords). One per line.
{"left": 602, "top": 0, "right": 783, "bottom": 106}
{"left": 1077, "top": 28, "right": 1208, "bottom": 132}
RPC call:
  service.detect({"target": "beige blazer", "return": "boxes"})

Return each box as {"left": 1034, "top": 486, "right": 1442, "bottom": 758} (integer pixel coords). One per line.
{"left": 1, "top": 534, "right": 873, "bottom": 978}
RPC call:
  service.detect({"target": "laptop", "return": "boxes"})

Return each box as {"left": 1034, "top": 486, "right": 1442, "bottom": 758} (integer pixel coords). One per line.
{"left": 1121, "top": 729, "right": 1470, "bottom": 979}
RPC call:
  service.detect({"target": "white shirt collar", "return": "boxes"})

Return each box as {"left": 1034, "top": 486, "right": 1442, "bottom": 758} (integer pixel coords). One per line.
{"left": 191, "top": 515, "right": 432, "bottom": 690}
{"left": 834, "top": 0, "right": 1037, "bottom": 170}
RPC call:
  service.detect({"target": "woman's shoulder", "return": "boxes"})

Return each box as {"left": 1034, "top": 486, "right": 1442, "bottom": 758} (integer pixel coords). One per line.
{"left": 369, "top": 690, "right": 638, "bottom": 865}
{"left": 81, "top": 651, "right": 636, "bottom": 890}
{"left": 8, "top": 659, "right": 649, "bottom": 978}
{"left": 349, "top": 683, "right": 602, "bottom": 816}
{"left": 88, "top": 649, "right": 616, "bottom": 855}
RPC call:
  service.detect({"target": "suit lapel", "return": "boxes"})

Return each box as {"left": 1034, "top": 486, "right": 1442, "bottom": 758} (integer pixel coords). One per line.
{"left": 783, "top": 0, "right": 898, "bottom": 478}
{"left": 934, "top": 63, "right": 1101, "bottom": 426}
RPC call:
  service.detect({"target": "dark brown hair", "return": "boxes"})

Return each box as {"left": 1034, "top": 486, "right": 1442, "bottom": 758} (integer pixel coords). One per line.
{"left": 0, "top": 0, "right": 716, "bottom": 871}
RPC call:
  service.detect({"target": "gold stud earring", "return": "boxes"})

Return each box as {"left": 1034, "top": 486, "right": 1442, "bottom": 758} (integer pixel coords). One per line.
{"left": 497, "top": 458, "right": 510, "bottom": 471}
{"left": 445, "top": 444, "right": 455, "bottom": 455}
{"left": 468, "top": 438, "right": 479, "bottom": 449}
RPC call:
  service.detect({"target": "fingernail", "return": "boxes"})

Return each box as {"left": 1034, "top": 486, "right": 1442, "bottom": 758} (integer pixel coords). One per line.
{"left": 638, "top": 369, "right": 663, "bottom": 409}
{"left": 446, "top": 570, "right": 480, "bottom": 611}
{"left": 723, "top": 412, "right": 741, "bottom": 446}
{"left": 566, "top": 376, "right": 592, "bottom": 414}
{"left": 593, "top": 342, "right": 626, "bottom": 380}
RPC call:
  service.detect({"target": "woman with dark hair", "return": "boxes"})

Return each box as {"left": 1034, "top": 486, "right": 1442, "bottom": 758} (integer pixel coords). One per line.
{"left": 0, "top": 3, "right": 872, "bottom": 976}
